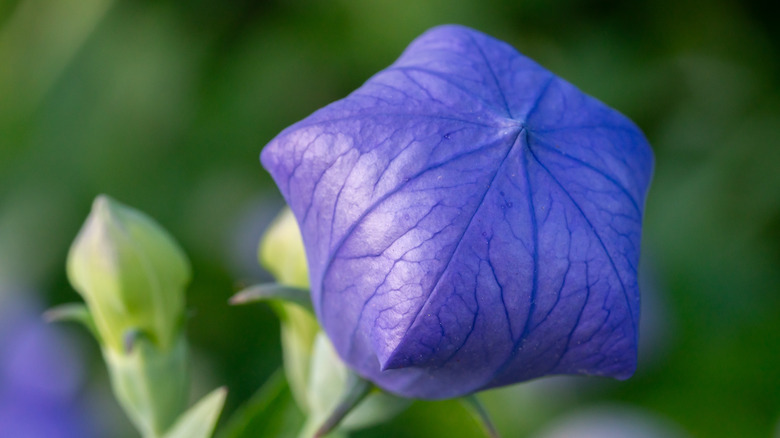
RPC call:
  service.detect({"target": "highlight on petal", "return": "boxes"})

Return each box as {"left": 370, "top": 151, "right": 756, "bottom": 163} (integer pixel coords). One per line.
{"left": 261, "top": 25, "right": 653, "bottom": 399}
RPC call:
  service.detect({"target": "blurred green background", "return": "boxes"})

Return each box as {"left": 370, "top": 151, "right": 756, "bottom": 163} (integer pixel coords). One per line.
{"left": 1, "top": 0, "right": 778, "bottom": 437}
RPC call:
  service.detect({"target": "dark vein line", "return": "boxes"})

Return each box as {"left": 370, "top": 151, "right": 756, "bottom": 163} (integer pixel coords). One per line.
{"left": 518, "top": 130, "right": 540, "bottom": 341}
{"left": 486, "top": 131, "right": 637, "bottom": 385}
{"left": 530, "top": 136, "right": 642, "bottom": 214}
{"left": 385, "top": 66, "right": 506, "bottom": 117}
{"left": 522, "top": 75, "right": 555, "bottom": 122}
{"left": 287, "top": 112, "right": 496, "bottom": 133}
{"left": 488, "top": 237, "right": 513, "bottom": 340}
{"left": 301, "top": 147, "right": 355, "bottom": 225}
{"left": 531, "top": 209, "right": 573, "bottom": 332}
{"left": 465, "top": 32, "right": 513, "bottom": 119}
{"left": 529, "top": 124, "right": 640, "bottom": 135}
{"left": 371, "top": 127, "right": 526, "bottom": 365}
{"left": 482, "top": 131, "right": 542, "bottom": 386}
{"left": 435, "top": 242, "right": 500, "bottom": 370}
{"left": 548, "top": 262, "right": 592, "bottom": 373}
{"left": 526, "top": 146, "right": 636, "bottom": 331}
{"left": 318, "top": 130, "right": 520, "bottom": 313}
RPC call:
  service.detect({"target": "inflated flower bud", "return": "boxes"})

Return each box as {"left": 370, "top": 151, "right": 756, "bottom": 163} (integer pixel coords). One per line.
{"left": 260, "top": 25, "right": 653, "bottom": 399}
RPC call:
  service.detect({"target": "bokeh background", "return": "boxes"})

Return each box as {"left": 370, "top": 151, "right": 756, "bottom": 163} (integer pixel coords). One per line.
{"left": 1, "top": 0, "right": 778, "bottom": 437}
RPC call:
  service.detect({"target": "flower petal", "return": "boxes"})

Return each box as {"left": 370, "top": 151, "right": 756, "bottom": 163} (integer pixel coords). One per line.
{"left": 261, "top": 25, "right": 653, "bottom": 399}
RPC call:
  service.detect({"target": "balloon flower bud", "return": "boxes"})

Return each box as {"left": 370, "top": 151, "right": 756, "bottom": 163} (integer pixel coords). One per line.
{"left": 67, "top": 195, "right": 190, "bottom": 353}
{"left": 259, "top": 207, "right": 319, "bottom": 410}
{"left": 66, "top": 195, "right": 190, "bottom": 437}
{"left": 260, "top": 25, "right": 653, "bottom": 399}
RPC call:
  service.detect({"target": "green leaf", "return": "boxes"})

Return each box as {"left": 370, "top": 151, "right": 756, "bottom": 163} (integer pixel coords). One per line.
{"left": 259, "top": 207, "right": 309, "bottom": 289}
{"left": 164, "top": 386, "right": 227, "bottom": 438}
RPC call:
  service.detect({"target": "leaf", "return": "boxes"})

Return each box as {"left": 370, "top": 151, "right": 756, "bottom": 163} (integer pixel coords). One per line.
{"left": 261, "top": 25, "right": 654, "bottom": 399}
{"left": 164, "top": 387, "right": 227, "bottom": 438}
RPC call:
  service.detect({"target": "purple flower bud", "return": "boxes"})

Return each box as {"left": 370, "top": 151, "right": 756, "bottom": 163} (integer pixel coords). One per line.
{"left": 261, "top": 25, "right": 653, "bottom": 399}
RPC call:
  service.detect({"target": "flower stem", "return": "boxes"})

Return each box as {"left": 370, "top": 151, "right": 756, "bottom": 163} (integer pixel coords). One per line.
{"left": 313, "top": 374, "right": 372, "bottom": 437}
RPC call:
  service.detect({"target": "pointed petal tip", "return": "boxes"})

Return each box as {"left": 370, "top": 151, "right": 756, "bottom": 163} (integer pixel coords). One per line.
{"left": 378, "top": 353, "right": 406, "bottom": 372}
{"left": 376, "top": 340, "right": 425, "bottom": 372}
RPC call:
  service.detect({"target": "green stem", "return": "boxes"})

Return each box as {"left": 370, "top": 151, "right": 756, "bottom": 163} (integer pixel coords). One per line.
{"left": 312, "top": 374, "right": 372, "bottom": 438}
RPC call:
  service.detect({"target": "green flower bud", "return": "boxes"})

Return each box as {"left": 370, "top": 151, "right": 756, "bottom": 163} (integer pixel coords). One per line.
{"left": 259, "top": 207, "right": 319, "bottom": 411}
{"left": 259, "top": 208, "right": 410, "bottom": 434}
{"left": 67, "top": 195, "right": 190, "bottom": 353}
{"left": 66, "top": 195, "right": 191, "bottom": 437}
{"left": 259, "top": 206, "right": 309, "bottom": 289}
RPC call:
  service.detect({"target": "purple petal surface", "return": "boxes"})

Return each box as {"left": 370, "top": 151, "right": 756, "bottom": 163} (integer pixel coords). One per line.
{"left": 261, "top": 25, "right": 653, "bottom": 399}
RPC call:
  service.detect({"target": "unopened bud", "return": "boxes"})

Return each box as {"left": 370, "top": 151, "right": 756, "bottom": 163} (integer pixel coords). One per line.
{"left": 259, "top": 207, "right": 318, "bottom": 410}
{"left": 66, "top": 195, "right": 190, "bottom": 353}
{"left": 259, "top": 207, "right": 309, "bottom": 289}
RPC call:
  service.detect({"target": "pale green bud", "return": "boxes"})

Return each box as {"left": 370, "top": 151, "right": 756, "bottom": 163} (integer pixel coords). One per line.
{"left": 259, "top": 207, "right": 309, "bottom": 289}
{"left": 259, "top": 207, "right": 318, "bottom": 411}
{"left": 259, "top": 208, "right": 410, "bottom": 434}
{"left": 66, "top": 194, "right": 190, "bottom": 353}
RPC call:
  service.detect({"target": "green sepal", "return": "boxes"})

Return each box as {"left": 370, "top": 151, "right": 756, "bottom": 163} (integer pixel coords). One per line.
{"left": 103, "top": 331, "right": 189, "bottom": 438}
{"left": 229, "top": 283, "right": 313, "bottom": 313}
{"left": 164, "top": 386, "right": 227, "bottom": 438}
{"left": 274, "top": 301, "right": 319, "bottom": 413}
{"left": 309, "top": 373, "right": 372, "bottom": 438}
{"left": 43, "top": 302, "right": 101, "bottom": 342}
{"left": 256, "top": 207, "right": 322, "bottom": 412}
{"left": 304, "top": 334, "right": 411, "bottom": 434}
